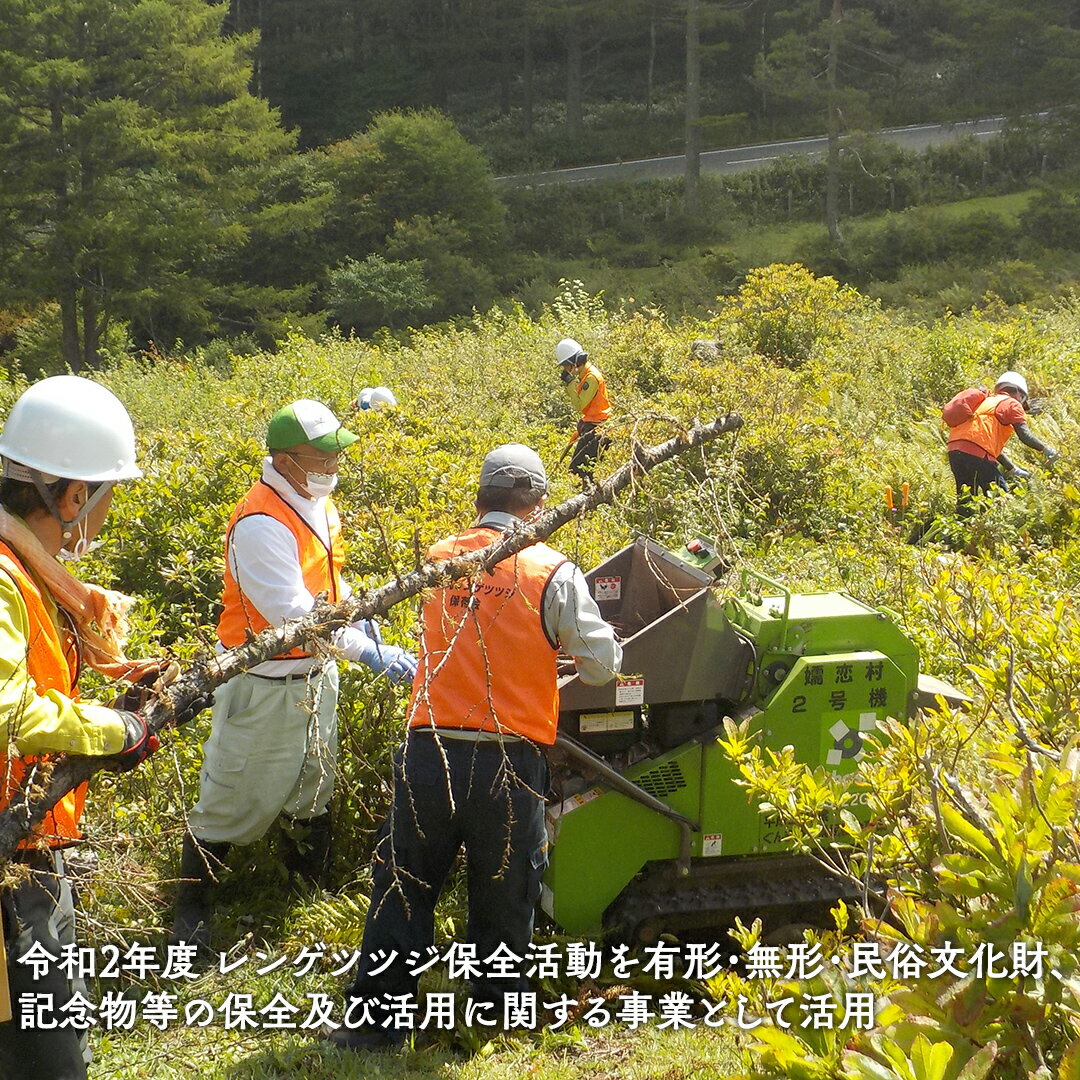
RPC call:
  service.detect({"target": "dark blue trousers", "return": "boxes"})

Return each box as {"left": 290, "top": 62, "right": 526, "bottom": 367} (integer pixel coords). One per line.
{"left": 344, "top": 730, "right": 549, "bottom": 1034}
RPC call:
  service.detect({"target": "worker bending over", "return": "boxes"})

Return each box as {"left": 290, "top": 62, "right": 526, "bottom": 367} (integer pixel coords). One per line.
{"left": 944, "top": 370, "right": 1058, "bottom": 515}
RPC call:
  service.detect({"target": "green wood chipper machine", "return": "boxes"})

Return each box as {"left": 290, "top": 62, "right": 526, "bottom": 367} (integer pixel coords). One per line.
{"left": 544, "top": 536, "right": 958, "bottom": 941}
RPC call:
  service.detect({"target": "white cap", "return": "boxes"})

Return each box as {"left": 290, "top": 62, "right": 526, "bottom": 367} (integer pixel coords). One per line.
{"left": 0, "top": 375, "right": 141, "bottom": 482}
{"left": 478, "top": 444, "right": 548, "bottom": 493}
{"left": 995, "top": 371, "right": 1028, "bottom": 399}
{"left": 358, "top": 386, "right": 398, "bottom": 410}
{"left": 555, "top": 338, "right": 587, "bottom": 366}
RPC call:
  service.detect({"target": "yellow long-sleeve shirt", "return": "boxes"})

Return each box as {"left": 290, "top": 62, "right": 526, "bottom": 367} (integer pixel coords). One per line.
{"left": 564, "top": 364, "right": 600, "bottom": 415}
{"left": 563, "top": 362, "right": 611, "bottom": 423}
{"left": 0, "top": 566, "right": 126, "bottom": 758}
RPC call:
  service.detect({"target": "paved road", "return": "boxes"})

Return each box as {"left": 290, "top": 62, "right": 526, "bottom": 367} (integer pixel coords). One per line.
{"left": 497, "top": 116, "right": 1007, "bottom": 187}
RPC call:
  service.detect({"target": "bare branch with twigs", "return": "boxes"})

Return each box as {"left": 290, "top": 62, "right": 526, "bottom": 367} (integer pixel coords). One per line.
{"left": 0, "top": 413, "right": 743, "bottom": 862}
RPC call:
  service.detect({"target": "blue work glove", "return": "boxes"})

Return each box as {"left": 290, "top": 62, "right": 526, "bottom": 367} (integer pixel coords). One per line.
{"left": 351, "top": 625, "right": 418, "bottom": 685}
{"left": 1010, "top": 465, "right": 1032, "bottom": 480}
{"left": 1045, "top": 447, "right": 1059, "bottom": 468}
{"left": 351, "top": 618, "right": 383, "bottom": 644}
{"left": 373, "top": 645, "right": 419, "bottom": 686}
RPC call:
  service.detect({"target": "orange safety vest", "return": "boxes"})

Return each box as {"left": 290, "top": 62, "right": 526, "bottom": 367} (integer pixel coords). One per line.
{"left": 217, "top": 480, "right": 344, "bottom": 659}
{"left": 408, "top": 527, "right": 567, "bottom": 745}
{"left": 577, "top": 363, "right": 612, "bottom": 423}
{"left": 947, "top": 393, "right": 1019, "bottom": 460}
{"left": 0, "top": 540, "right": 86, "bottom": 847}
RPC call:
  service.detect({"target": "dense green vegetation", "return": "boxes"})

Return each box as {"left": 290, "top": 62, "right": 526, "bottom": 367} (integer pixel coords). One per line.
{"left": 3, "top": 0, "right": 1080, "bottom": 369}
{"left": 503, "top": 119, "right": 1080, "bottom": 320}
{"left": 7, "top": 271, "right": 1067, "bottom": 1077}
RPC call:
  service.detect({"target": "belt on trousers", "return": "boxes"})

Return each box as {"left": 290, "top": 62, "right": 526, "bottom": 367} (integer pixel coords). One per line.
{"left": 9, "top": 848, "right": 63, "bottom": 868}
{"left": 414, "top": 727, "right": 524, "bottom": 744}
{"left": 247, "top": 666, "right": 324, "bottom": 683}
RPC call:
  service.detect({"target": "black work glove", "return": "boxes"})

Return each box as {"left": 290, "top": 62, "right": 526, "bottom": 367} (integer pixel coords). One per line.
{"left": 111, "top": 711, "right": 160, "bottom": 773}
{"left": 174, "top": 693, "right": 214, "bottom": 728}
{"left": 112, "top": 670, "right": 212, "bottom": 729}
{"left": 110, "top": 668, "right": 164, "bottom": 713}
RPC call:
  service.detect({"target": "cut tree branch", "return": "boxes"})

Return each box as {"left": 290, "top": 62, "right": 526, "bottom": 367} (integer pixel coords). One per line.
{"left": 0, "top": 414, "right": 742, "bottom": 861}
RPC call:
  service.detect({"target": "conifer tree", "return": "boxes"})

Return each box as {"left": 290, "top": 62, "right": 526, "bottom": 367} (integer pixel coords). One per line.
{"left": 0, "top": 0, "right": 293, "bottom": 367}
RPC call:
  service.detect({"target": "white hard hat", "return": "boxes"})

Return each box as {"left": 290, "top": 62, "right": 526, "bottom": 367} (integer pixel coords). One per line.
{"left": 555, "top": 338, "right": 587, "bottom": 366}
{"left": 0, "top": 375, "right": 142, "bottom": 482}
{"left": 995, "top": 371, "right": 1029, "bottom": 400}
{"left": 358, "top": 386, "right": 398, "bottom": 411}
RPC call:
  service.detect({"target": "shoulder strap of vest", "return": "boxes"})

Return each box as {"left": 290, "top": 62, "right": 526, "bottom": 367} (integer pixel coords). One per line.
{"left": 536, "top": 556, "right": 569, "bottom": 650}
{"left": 235, "top": 481, "right": 333, "bottom": 558}
{"left": 0, "top": 541, "right": 48, "bottom": 612}
{"left": 0, "top": 541, "right": 81, "bottom": 684}
{"left": 976, "top": 393, "right": 1008, "bottom": 415}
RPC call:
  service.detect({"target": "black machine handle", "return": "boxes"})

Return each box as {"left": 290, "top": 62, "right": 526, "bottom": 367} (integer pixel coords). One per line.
{"left": 553, "top": 733, "right": 699, "bottom": 874}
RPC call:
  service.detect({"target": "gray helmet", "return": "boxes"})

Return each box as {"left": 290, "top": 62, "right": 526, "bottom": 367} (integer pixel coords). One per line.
{"left": 478, "top": 443, "right": 548, "bottom": 494}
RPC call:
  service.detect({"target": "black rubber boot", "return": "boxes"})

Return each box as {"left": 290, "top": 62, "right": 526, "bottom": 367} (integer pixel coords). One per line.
{"left": 281, "top": 813, "right": 332, "bottom": 890}
{"left": 169, "top": 832, "right": 230, "bottom": 949}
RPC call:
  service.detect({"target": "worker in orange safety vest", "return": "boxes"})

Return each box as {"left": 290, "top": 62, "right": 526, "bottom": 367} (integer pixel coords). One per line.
{"left": 173, "top": 399, "right": 417, "bottom": 951}
{"left": 943, "top": 370, "right": 1058, "bottom": 515}
{"left": 0, "top": 376, "right": 205, "bottom": 1080}
{"left": 327, "top": 443, "right": 622, "bottom": 1052}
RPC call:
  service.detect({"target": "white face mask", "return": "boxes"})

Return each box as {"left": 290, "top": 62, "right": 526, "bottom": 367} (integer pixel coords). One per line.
{"left": 304, "top": 472, "right": 338, "bottom": 499}
{"left": 58, "top": 519, "right": 104, "bottom": 562}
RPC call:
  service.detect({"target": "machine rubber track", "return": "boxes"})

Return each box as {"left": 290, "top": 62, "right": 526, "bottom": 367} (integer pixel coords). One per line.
{"left": 604, "top": 853, "right": 869, "bottom": 944}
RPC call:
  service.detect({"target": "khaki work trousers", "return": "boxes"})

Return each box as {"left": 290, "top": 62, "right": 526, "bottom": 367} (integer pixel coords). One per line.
{"left": 187, "top": 662, "right": 339, "bottom": 845}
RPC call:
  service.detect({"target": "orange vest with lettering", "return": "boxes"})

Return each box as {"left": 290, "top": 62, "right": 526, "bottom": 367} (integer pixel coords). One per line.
{"left": 217, "top": 481, "right": 344, "bottom": 659}
{"left": 0, "top": 540, "right": 86, "bottom": 847}
{"left": 407, "top": 527, "right": 567, "bottom": 745}
{"left": 947, "top": 393, "right": 1018, "bottom": 460}
{"left": 578, "top": 364, "right": 612, "bottom": 423}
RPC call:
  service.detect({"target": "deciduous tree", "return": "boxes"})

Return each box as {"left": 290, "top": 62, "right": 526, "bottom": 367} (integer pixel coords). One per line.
{"left": 320, "top": 109, "right": 508, "bottom": 325}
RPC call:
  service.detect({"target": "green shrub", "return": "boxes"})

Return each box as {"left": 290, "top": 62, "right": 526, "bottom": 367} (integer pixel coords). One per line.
{"left": 0, "top": 280, "right": 1072, "bottom": 1076}
{"left": 325, "top": 253, "right": 434, "bottom": 332}
{"left": 713, "top": 263, "right": 870, "bottom": 367}
{"left": 9, "top": 303, "right": 133, "bottom": 377}
{"left": 1018, "top": 187, "right": 1080, "bottom": 250}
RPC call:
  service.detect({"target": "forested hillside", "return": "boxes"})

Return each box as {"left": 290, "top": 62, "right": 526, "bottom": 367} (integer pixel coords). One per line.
{"left": 222, "top": 0, "right": 1080, "bottom": 170}
{"left": 2, "top": 0, "right": 1080, "bottom": 370}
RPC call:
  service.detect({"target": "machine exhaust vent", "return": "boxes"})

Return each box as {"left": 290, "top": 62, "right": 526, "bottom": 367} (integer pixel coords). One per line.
{"left": 636, "top": 761, "right": 687, "bottom": 798}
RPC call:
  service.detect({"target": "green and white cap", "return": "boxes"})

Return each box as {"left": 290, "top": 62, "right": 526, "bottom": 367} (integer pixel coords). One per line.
{"left": 267, "top": 399, "right": 359, "bottom": 452}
